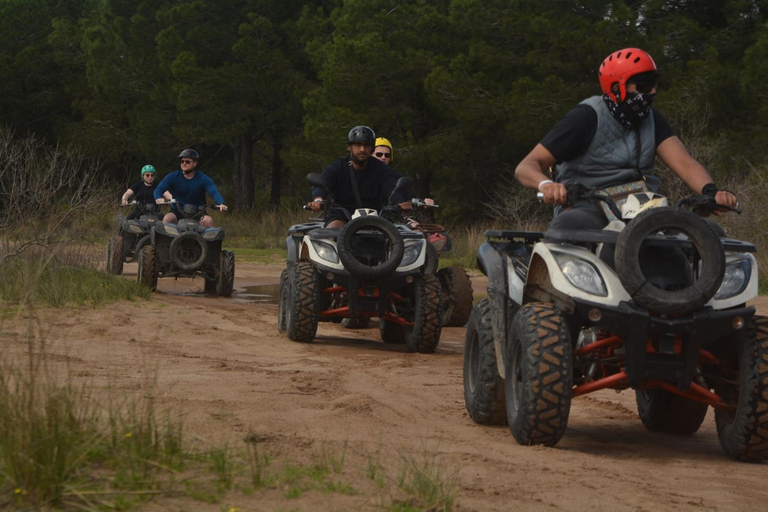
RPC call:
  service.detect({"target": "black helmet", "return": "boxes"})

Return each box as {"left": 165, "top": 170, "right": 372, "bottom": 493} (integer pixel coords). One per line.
{"left": 347, "top": 126, "right": 375, "bottom": 145}
{"left": 178, "top": 148, "right": 199, "bottom": 160}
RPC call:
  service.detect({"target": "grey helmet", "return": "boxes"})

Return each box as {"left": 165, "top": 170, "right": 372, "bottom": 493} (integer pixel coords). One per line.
{"left": 178, "top": 148, "right": 199, "bottom": 160}
{"left": 347, "top": 126, "right": 375, "bottom": 145}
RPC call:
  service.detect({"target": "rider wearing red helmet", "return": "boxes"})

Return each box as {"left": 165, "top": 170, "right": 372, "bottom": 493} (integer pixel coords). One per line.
{"left": 515, "top": 47, "right": 737, "bottom": 230}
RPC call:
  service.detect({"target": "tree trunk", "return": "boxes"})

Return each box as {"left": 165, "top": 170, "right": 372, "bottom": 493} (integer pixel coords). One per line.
{"left": 232, "top": 133, "right": 255, "bottom": 211}
{"left": 269, "top": 127, "right": 283, "bottom": 209}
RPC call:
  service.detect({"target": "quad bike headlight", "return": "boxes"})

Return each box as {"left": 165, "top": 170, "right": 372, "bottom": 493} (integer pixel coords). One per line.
{"left": 715, "top": 258, "right": 751, "bottom": 300}
{"left": 311, "top": 240, "right": 338, "bottom": 263}
{"left": 162, "top": 224, "right": 179, "bottom": 236}
{"left": 553, "top": 252, "right": 607, "bottom": 297}
{"left": 400, "top": 242, "right": 423, "bottom": 267}
{"left": 202, "top": 228, "right": 221, "bottom": 240}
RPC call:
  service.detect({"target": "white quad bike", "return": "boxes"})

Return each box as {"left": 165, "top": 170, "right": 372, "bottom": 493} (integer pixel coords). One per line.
{"left": 463, "top": 185, "right": 768, "bottom": 461}
{"left": 277, "top": 173, "right": 443, "bottom": 353}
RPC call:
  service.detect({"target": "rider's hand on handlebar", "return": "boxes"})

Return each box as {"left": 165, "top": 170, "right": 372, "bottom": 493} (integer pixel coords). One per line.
{"left": 215, "top": 204, "right": 228, "bottom": 212}
{"left": 539, "top": 182, "right": 568, "bottom": 205}
{"left": 308, "top": 198, "right": 324, "bottom": 212}
{"left": 713, "top": 190, "right": 738, "bottom": 216}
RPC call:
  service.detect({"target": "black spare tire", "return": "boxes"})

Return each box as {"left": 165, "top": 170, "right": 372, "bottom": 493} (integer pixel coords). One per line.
{"left": 614, "top": 207, "right": 724, "bottom": 314}
{"left": 337, "top": 216, "right": 404, "bottom": 281}
{"left": 169, "top": 231, "right": 208, "bottom": 270}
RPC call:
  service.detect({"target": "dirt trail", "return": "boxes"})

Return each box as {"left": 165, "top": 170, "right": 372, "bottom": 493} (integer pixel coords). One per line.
{"left": 7, "top": 261, "right": 768, "bottom": 511}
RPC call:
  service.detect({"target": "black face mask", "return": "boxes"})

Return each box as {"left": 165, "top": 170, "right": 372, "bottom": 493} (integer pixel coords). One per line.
{"left": 603, "top": 92, "right": 656, "bottom": 129}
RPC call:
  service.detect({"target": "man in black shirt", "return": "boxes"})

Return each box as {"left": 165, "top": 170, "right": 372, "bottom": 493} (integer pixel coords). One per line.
{"left": 515, "top": 47, "right": 737, "bottom": 230}
{"left": 308, "top": 126, "right": 405, "bottom": 228}
{"left": 121, "top": 165, "right": 171, "bottom": 220}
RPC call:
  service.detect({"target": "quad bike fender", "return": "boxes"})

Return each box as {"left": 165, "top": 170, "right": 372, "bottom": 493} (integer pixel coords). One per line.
{"left": 286, "top": 235, "right": 301, "bottom": 263}
{"left": 300, "top": 236, "right": 427, "bottom": 273}
{"left": 707, "top": 252, "right": 759, "bottom": 310}
{"left": 526, "top": 243, "right": 631, "bottom": 308}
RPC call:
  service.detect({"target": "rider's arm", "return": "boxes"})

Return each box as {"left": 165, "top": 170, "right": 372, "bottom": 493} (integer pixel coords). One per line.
{"left": 657, "top": 136, "right": 737, "bottom": 208}
{"left": 154, "top": 173, "right": 171, "bottom": 203}
{"left": 202, "top": 175, "right": 226, "bottom": 207}
{"left": 121, "top": 188, "right": 135, "bottom": 204}
{"left": 162, "top": 190, "right": 173, "bottom": 201}
{"left": 515, "top": 144, "right": 567, "bottom": 204}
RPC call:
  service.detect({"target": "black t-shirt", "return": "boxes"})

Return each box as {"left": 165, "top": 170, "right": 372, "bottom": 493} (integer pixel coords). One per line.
{"left": 312, "top": 156, "right": 404, "bottom": 215}
{"left": 129, "top": 180, "right": 157, "bottom": 205}
{"left": 540, "top": 104, "right": 676, "bottom": 163}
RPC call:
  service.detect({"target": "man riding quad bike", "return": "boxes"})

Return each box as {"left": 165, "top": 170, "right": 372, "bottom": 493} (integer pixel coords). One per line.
{"left": 463, "top": 186, "right": 768, "bottom": 462}
{"left": 277, "top": 173, "right": 443, "bottom": 353}
{"left": 106, "top": 201, "right": 163, "bottom": 275}
{"left": 136, "top": 203, "right": 234, "bottom": 297}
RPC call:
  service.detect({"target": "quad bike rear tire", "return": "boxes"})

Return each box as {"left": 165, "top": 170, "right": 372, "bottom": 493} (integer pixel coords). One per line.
{"left": 714, "top": 315, "right": 768, "bottom": 461}
{"left": 107, "top": 236, "right": 124, "bottom": 275}
{"left": 286, "top": 261, "right": 320, "bottom": 343}
{"left": 379, "top": 273, "right": 442, "bottom": 353}
{"left": 137, "top": 246, "right": 158, "bottom": 291}
{"left": 337, "top": 216, "right": 404, "bottom": 281}
{"left": 438, "top": 266, "right": 474, "bottom": 327}
{"left": 216, "top": 250, "right": 235, "bottom": 297}
{"left": 614, "top": 207, "right": 725, "bottom": 314}
{"left": 506, "top": 302, "right": 572, "bottom": 446}
{"left": 463, "top": 298, "right": 506, "bottom": 425}
{"left": 277, "top": 268, "right": 289, "bottom": 334}
{"left": 635, "top": 389, "right": 708, "bottom": 434}
{"left": 169, "top": 231, "right": 208, "bottom": 270}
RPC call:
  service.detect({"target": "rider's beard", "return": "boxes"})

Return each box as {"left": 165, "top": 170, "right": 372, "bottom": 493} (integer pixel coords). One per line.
{"left": 349, "top": 152, "right": 369, "bottom": 167}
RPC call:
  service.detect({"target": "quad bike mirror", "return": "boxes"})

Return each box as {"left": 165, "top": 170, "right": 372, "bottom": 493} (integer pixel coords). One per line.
{"left": 306, "top": 173, "right": 326, "bottom": 191}
{"left": 389, "top": 177, "right": 413, "bottom": 204}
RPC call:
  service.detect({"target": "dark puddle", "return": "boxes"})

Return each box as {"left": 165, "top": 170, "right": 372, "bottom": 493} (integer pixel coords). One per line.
{"left": 237, "top": 284, "right": 280, "bottom": 305}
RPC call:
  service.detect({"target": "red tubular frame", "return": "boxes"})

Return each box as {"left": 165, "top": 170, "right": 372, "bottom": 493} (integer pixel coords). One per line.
{"left": 571, "top": 333, "right": 734, "bottom": 409}
{"left": 317, "top": 285, "right": 413, "bottom": 325}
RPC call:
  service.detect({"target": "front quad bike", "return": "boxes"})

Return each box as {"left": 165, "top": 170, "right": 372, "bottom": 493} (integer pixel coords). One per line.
{"left": 463, "top": 186, "right": 768, "bottom": 461}
{"left": 398, "top": 207, "right": 474, "bottom": 327}
{"left": 279, "top": 173, "right": 443, "bottom": 353}
{"left": 137, "top": 203, "right": 234, "bottom": 296}
{"left": 106, "top": 201, "right": 163, "bottom": 275}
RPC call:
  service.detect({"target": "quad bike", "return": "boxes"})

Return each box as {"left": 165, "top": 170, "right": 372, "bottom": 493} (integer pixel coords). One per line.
{"left": 106, "top": 201, "right": 163, "bottom": 275}
{"left": 277, "top": 173, "right": 443, "bottom": 353}
{"left": 403, "top": 215, "right": 474, "bottom": 327}
{"left": 136, "top": 203, "right": 234, "bottom": 297}
{"left": 463, "top": 185, "right": 768, "bottom": 461}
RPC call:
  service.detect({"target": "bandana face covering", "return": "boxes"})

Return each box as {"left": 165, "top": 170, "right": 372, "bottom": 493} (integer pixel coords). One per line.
{"left": 603, "top": 92, "right": 656, "bottom": 129}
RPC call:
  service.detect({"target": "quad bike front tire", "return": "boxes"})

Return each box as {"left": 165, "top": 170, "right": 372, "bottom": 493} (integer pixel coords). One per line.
{"left": 216, "top": 250, "right": 235, "bottom": 297}
{"left": 169, "top": 231, "right": 208, "bottom": 270}
{"left": 107, "top": 236, "right": 124, "bottom": 275}
{"left": 137, "top": 246, "right": 158, "bottom": 291}
{"left": 437, "top": 266, "right": 474, "bottom": 327}
{"left": 714, "top": 316, "right": 768, "bottom": 461}
{"left": 636, "top": 389, "right": 708, "bottom": 434}
{"left": 463, "top": 298, "right": 506, "bottom": 425}
{"left": 277, "top": 268, "right": 289, "bottom": 334}
{"left": 614, "top": 207, "right": 725, "bottom": 314}
{"left": 337, "top": 216, "right": 404, "bottom": 281}
{"left": 379, "top": 273, "right": 442, "bottom": 353}
{"left": 286, "top": 261, "right": 320, "bottom": 343}
{"left": 506, "top": 302, "right": 572, "bottom": 446}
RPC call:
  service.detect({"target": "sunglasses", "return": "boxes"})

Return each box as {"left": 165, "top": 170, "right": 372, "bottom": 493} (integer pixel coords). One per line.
{"left": 628, "top": 72, "right": 658, "bottom": 94}
{"left": 180, "top": 159, "right": 194, "bottom": 165}
{"left": 375, "top": 152, "right": 391, "bottom": 158}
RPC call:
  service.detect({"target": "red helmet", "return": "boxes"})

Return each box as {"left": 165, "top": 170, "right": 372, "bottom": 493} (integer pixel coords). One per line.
{"left": 598, "top": 48, "right": 657, "bottom": 102}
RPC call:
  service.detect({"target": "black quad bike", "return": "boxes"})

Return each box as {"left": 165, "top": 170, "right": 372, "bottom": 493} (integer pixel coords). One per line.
{"left": 137, "top": 203, "right": 234, "bottom": 297}
{"left": 463, "top": 186, "right": 768, "bottom": 461}
{"left": 277, "top": 173, "right": 443, "bottom": 353}
{"left": 106, "top": 201, "right": 163, "bottom": 275}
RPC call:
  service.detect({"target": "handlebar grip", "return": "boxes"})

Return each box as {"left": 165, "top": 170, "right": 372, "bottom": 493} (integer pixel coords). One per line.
{"left": 537, "top": 192, "right": 544, "bottom": 201}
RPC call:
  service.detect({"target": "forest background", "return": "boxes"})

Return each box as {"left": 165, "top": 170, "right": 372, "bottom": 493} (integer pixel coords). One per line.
{"left": 2, "top": 0, "right": 768, "bottom": 226}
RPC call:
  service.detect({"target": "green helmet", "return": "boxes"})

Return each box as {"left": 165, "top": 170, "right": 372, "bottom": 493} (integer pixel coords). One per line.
{"left": 141, "top": 165, "right": 156, "bottom": 176}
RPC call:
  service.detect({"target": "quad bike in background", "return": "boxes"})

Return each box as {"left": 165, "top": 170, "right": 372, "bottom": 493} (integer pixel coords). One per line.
{"left": 463, "top": 184, "right": 768, "bottom": 461}
{"left": 400, "top": 213, "right": 474, "bottom": 327}
{"left": 106, "top": 201, "right": 163, "bottom": 275}
{"left": 277, "top": 173, "right": 443, "bottom": 353}
{"left": 137, "top": 203, "right": 234, "bottom": 297}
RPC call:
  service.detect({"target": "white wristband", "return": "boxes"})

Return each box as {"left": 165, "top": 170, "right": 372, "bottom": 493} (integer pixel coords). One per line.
{"left": 537, "top": 180, "right": 553, "bottom": 192}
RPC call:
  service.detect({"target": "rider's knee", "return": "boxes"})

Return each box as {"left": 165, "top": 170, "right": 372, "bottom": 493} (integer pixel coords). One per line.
{"left": 200, "top": 215, "right": 214, "bottom": 228}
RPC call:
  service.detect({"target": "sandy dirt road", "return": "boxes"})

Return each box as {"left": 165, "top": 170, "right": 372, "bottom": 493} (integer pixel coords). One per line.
{"left": 7, "top": 260, "right": 768, "bottom": 511}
